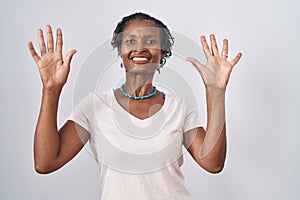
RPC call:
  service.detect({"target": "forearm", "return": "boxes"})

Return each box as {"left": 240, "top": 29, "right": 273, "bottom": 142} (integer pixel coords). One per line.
{"left": 199, "top": 87, "right": 227, "bottom": 168}
{"left": 34, "top": 88, "right": 62, "bottom": 171}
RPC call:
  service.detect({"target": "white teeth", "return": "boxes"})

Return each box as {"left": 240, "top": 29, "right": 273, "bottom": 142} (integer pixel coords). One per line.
{"left": 132, "top": 57, "right": 148, "bottom": 61}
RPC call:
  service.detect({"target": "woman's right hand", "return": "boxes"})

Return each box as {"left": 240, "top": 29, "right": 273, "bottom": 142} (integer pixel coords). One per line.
{"left": 28, "top": 25, "right": 77, "bottom": 91}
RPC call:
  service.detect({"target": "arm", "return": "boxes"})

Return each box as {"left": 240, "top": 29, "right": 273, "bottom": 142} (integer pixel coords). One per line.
{"left": 28, "top": 25, "right": 89, "bottom": 174}
{"left": 183, "top": 88, "right": 226, "bottom": 173}
{"left": 184, "top": 34, "right": 242, "bottom": 173}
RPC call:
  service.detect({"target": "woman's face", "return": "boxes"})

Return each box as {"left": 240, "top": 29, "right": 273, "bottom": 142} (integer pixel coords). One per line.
{"left": 119, "top": 20, "right": 164, "bottom": 74}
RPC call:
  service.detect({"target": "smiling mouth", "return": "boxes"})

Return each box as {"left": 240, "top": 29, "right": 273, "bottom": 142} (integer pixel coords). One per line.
{"left": 131, "top": 57, "right": 150, "bottom": 64}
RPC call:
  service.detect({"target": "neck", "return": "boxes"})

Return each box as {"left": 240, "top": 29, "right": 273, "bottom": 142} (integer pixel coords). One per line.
{"left": 123, "top": 73, "right": 155, "bottom": 96}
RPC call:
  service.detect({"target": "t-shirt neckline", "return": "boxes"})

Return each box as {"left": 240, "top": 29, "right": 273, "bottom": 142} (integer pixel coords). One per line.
{"left": 110, "top": 89, "right": 169, "bottom": 122}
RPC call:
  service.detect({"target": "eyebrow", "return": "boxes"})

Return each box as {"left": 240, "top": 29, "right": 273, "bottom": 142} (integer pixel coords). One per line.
{"left": 123, "top": 34, "right": 159, "bottom": 38}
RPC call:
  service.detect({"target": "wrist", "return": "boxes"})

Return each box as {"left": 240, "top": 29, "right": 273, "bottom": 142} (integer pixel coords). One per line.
{"left": 206, "top": 86, "right": 225, "bottom": 94}
{"left": 206, "top": 86, "right": 225, "bottom": 100}
{"left": 42, "top": 87, "right": 62, "bottom": 97}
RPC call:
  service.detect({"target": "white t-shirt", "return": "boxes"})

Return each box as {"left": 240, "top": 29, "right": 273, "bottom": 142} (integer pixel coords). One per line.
{"left": 69, "top": 90, "right": 201, "bottom": 200}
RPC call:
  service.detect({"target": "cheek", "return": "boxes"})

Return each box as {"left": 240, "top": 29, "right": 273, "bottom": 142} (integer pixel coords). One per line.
{"left": 119, "top": 43, "right": 131, "bottom": 55}
{"left": 151, "top": 49, "right": 163, "bottom": 61}
{"left": 119, "top": 46, "right": 126, "bottom": 57}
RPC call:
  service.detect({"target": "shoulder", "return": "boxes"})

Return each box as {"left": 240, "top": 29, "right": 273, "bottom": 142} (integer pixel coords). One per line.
{"left": 87, "top": 89, "right": 114, "bottom": 101}
{"left": 164, "top": 92, "right": 189, "bottom": 107}
{"left": 73, "top": 89, "right": 114, "bottom": 110}
{"left": 93, "top": 89, "right": 114, "bottom": 101}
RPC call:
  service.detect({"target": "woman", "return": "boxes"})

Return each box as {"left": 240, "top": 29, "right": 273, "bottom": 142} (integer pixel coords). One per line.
{"left": 28, "top": 12, "right": 242, "bottom": 199}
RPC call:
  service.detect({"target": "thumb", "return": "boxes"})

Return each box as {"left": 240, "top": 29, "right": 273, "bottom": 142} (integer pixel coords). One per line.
{"left": 185, "top": 57, "right": 204, "bottom": 73}
{"left": 64, "top": 49, "right": 77, "bottom": 66}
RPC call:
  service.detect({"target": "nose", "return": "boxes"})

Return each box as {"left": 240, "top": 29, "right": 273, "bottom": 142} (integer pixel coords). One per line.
{"left": 133, "top": 39, "right": 147, "bottom": 52}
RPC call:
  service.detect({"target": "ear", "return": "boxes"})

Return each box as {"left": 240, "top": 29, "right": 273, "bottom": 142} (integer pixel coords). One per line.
{"left": 118, "top": 47, "right": 122, "bottom": 57}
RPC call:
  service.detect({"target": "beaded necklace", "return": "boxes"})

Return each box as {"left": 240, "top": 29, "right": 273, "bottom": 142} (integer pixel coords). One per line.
{"left": 119, "top": 84, "right": 157, "bottom": 100}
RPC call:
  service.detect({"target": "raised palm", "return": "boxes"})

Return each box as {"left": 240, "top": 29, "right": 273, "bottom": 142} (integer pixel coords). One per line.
{"left": 187, "top": 34, "right": 242, "bottom": 89}
{"left": 28, "top": 25, "right": 76, "bottom": 90}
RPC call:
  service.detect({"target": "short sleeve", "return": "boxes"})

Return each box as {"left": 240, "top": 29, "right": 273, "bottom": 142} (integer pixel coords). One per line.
{"left": 182, "top": 98, "right": 202, "bottom": 133}
{"left": 68, "top": 93, "right": 95, "bottom": 132}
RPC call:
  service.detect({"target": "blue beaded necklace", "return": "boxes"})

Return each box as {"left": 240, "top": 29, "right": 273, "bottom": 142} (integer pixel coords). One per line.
{"left": 120, "top": 84, "right": 157, "bottom": 100}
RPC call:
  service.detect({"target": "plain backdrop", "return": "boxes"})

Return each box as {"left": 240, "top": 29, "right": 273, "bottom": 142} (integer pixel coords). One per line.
{"left": 0, "top": 0, "right": 299, "bottom": 199}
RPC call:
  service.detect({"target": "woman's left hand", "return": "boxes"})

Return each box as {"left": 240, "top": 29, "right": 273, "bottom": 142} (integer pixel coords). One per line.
{"left": 186, "top": 34, "right": 242, "bottom": 90}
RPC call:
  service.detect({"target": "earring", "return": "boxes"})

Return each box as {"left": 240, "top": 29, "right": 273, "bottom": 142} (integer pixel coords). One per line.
{"left": 160, "top": 57, "right": 166, "bottom": 66}
{"left": 157, "top": 67, "right": 161, "bottom": 74}
{"left": 156, "top": 57, "right": 166, "bottom": 74}
{"left": 120, "top": 62, "right": 123, "bottom": 68}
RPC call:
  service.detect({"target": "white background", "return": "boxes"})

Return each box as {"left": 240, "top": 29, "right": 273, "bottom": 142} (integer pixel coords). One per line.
{"left": 0, "top": 0, "right": 299, "bottom": 199}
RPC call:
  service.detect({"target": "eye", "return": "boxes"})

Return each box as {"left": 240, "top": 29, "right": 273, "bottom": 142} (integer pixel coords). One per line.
{"left": 145, "top": 39, "right": 156, "bottom": 45}
{"left": 126, "top": 39, "right": 136, "bottom": 44}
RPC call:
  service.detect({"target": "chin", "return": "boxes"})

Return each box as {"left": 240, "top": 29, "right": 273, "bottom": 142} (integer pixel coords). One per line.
{"left": 125, "top": 64, "right": 158, "bottom": 74}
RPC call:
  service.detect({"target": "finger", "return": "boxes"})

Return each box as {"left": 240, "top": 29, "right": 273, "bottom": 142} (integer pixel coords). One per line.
{"left": 64, "top": 49, "right": 77, "bottom": 67}
{"left": 27, "top": 41, "right": 40, "bottom": 63}
{"left": 46, "top": 25, "right": 54, "bottom": 53}
{"left": 210, "top": 34, "right": 219, "bottom": 56}
{"left": 185, "top": 57, "right": 205, "bottom": 72}
{"left": 55, "top": 28, "right": 63, "bottom": 53}
{"left": 37, "top": 28, "right": 46, "bottom": 56}
{"left": 200, "top": 35, "right": 211, "bottom": 58}
{"left": 230, "top": 52, "right": 242, "bottom": 67}
{"left": 221, "top": 39, "right": 229, "bottom": 58}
